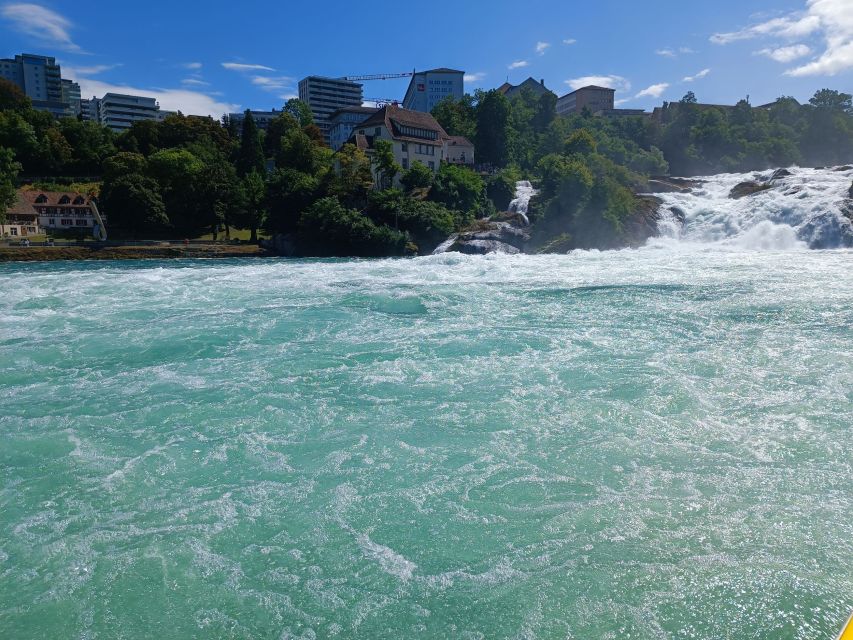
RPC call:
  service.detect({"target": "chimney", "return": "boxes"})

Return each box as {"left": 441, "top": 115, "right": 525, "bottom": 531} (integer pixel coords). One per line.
{"left": 540, "top": 78, "right": 545, "bottom": 86}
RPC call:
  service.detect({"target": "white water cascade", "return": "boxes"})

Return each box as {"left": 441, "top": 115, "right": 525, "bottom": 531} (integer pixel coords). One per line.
{"left": 509, "top": 180, "right": 538, "bottom": 225}
{"left": 649, "top": 166, "right": 853, "bottom": 250}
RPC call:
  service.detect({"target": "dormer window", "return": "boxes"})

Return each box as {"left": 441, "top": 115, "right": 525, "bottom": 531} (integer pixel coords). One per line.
{"left": 35, "top": 194, "right": 48, "bottom": 204}
{"left": 58, "top": 195, "right": 71, "bottom": 204}
{"left": 73, "top": 196, "right": 85, "bottom": 205}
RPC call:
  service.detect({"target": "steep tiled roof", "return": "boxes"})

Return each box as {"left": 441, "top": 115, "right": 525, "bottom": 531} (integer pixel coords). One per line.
{"left": 356, "top": 104, "right": 448, "bottom": 145}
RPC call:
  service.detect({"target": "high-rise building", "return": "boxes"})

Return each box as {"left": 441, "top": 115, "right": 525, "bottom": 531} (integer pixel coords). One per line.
{"left": 0, "top": 53, "right": 69, "bottom": 117}
{"left": 61, "top": 79, "right": 81, "bottom": 117}
{"left": 227, "top": 109, "right": 283, "bottom": 133}
{"left": 94, "top": 93, "right": 163, "bottom": 132}
{"left": 298, "top": 76, "right": 364, "bottom": 143}
{"left": 402, "top": 68, "right": 464, "bottom": 113}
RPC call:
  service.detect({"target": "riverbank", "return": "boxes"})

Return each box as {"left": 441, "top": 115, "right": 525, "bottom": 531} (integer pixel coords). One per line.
{"left": 0, "top": 244, "right": 272, "bottom": 262}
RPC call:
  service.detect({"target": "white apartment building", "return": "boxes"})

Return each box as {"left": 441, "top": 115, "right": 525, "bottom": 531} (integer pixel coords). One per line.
{"left": 402, "top": 68, "right": 464, "bottom": 113}
{"left": 298, "top": 76, "right": 364, "bottom": 144}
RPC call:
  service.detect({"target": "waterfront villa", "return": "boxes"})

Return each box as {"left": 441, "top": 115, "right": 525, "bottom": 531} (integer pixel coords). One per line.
{"left": 3, "top": 190, "right": 105, "bottom": 236}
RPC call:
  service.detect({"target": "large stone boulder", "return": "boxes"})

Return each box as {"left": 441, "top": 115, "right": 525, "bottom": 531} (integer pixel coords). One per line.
{"left": 445, "top": 221, "right": 531, "bottom": 255}
{"left": 730, "top": 181, "right": 772, "bottom": 199}
{"left": 622, "top": 195, "right": 664, "bottom": 246}
{"left": 849, "top": 179, "right": 853, "bottom": 199}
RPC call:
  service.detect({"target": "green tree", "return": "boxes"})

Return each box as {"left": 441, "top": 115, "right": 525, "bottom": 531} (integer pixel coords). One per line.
{"left": 400, "top": 161, "right": 433, "bottom": 192}
{"left": 236, "top": 110, "right": 265, "bottom": 176}
{"left": 101, "top": 173, "right": 168, "bottom": 234}
{"left": 332, "top": 143, "right": 373, "bottom": 207}
{"left": 0, "top": 78, "right": 31, "bottom": 112}
{"left": 0, "top": 147, "right": 21, "bottom": 226}
{"left": 475, "top": 90, "right": 511, "bottom": 167}
{"left": 298, "top": 196, "right": 407, "bottom": 257}
{"left": 371, "top": 139, "right": 400, "bottom": 189}
{"left": 233, "top": 170, "right": 267, "bottom": 242}
{"left": 809, "top": 89, "right": 853, "bottom": 113}
{"left": 283, "top": 98, "right": 315, "bottom": 127}
{"left": 430, "top": 163, "right": 486, "bottom": 223}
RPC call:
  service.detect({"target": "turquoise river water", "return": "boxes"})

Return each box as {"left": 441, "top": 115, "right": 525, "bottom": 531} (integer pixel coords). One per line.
{"left": 1, "top": 247, "right": 851, "bottom": 639}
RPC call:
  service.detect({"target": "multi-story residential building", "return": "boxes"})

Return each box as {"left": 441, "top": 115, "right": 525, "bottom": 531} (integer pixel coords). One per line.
{"left": 91, "top": 93, "right": 164, "bottom": 132}
{"left": 328, "top": 105, "right": 379, "bottom": 151}
{"left": 23, "top": 190, "right": 104, "bottom": 233}
{"left": 348, "top": 104, "right": 472, "bottom": 187}
{"left": 496, "top": 77, "right": 555, "bottom": 101}
{"left": 402, "top": 68, "right": 464, "bottom": 113}
{"left": 556, "top": 85, "right": 616, "bottom": 116}
{"left": 61, "top": 79, "right": 81, "bottom": 116}
{"left": 298, "top": 76, "right": 364, "bottom": 144}
{"left": 0, "top": 53, "right": 70, "bottom": 117}
{"left": 228, "top": 109, "right": 284, "bottom": 133}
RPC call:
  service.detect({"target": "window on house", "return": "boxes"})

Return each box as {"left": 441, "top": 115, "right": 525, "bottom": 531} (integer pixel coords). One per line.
{"left": 48, "top": 219, "right": 55, "bottom": 225}
{"left": 402, "top": 158, "right": 409, "bottom": 169}
{"left": 58, "top": 195, "right": 70, "bottom": 204}
{"left": 429, "top": 161, "right": 435, "bottom": 170}
{"left": 10, "top": 228, "right": 17, "bottom": 235}
{"left": 73, "top": 196, "right": 84, "bottom": 205}
{"left": 76, "top": 219, "right": 87, "bottom": 226}
{"left": 61, "top": 219, "right": 72, "bottom": 225}
{"left": 35, "top": 194, "right": 47, "bottom": 204}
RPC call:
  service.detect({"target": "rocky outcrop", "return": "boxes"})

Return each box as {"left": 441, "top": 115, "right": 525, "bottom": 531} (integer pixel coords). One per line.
{"left": 645, "top": 177, "right": 702, "bottom": 193}
{"left": 769, "top": 168, "right": 792, "bottom": 181}
{"left": 443, "top": 221, "right": 530, "bottom": 255}
{"left": 622, "top": 195, "right": 664, "bottom": 247}
{"left": 729, "top": 181, "right": 772, "bottom": 199}
{"left": 849, "top": 179, "right": 853, "bottom": 199}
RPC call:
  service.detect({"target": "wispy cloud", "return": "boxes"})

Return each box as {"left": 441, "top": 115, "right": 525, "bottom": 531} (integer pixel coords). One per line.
{"left": 756, "top": 44, "right": 813, "bottom": 62}
{"left": 463, "top": 72, "right": 486, "bottom": 83}
{"left": 563, "top": 38, "right": 577, "bottom": 45}
{"left": 181, "top": 62, "right": 203, "bottom": 70}
{"left": 250, "top": 75, "right": 295, "bottom": 91}
{"left": 508, "top": 60, "right": 529, "bottom": 70}
{"left": 635, "top": 82, "right": 670, "bottom": 99}
{"left": 656, "top": 48, "right": 677, "bottom": 58}
{"left": 1, "top": 3, "right": 83, "bottom": 52}
{"left": 566, "top": 75, "right": 631, "bottom": 93}
{"left": 63, "top": 63, "right": 121, "bottom": 77}
{"left": 221, "top": 62, "right": 276, "bottom": 72}
{"left": 280, "top": 93, "right": 299, "bottom": 101}
{"left": 536, "top": 41, "right": 551, "bottom": 55}
{"left": 711, "top": 11, "right": 821, "bottom": 44}
{"left": 181, "top": 78, "right": 210, "bottom": 87}
{"left": 683, "top": 68, "right": 711, "bottom": 82}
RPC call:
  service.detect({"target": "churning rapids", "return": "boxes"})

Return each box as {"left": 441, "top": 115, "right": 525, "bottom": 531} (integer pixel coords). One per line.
{"left": 1, "top": 169, "right": 852, "bottom": 639}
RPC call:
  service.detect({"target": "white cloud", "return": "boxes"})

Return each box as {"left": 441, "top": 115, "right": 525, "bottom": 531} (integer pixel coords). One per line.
{"left": 63, "top": 63, "right": 121, "bottom": 77}
{"left": 683, "top": 68, "right": 711, "bottom": 82}
{"left": 786, "top": 0, "right": 853, "bottom": 76}
{"left": 536, "top": 41, "right": 551, "bottom": 55}
{"left": 756, "top": 44, "right": 813, "bottom": 62}
{"left": 656, "top": 48, "right": 677, "bottom": 58}
{"left": 680, "top": 47, "right": 696, "bottom": 54}
{"left": 563, "top": 38, "right": 577, "bottom": 45}
{"left": 250, "top": 75, "right": 295, "bottom": 91}
{"left": 75, "top": 77, "right": 237, "bottom": 117}
{"left": 508, "top": 60, "right": 529, "bottom": 69}
{"left": 615, "top": 98, "right": 630, "bottom": 106}
{"left": 566, "top": 75, "right": 631, "bottom": 93}
{"left": 711, "top": 12, "right": 821, "bottom": 44}
{"left": 221, "top": 62, "right": 275, "bottom": 72}
{"left": 463, "top": 72, "right": 486, "bottom": 83}
{"left": 656, "top": 46, "right": 696, "bottom": 58}
{"left": 181, "top": 78, "right": 210, "bottom": 87}
{"left": 635, "top": 82, "right": 670, "bottom": 98}
{"left": 182, "top": 62, "right": 202, "bottom": 70}
{"left": 280, "top": 93, "right": 299, "bottom": 101}
{"left": 1, "top": 3, "right": 82, "bottom": 52}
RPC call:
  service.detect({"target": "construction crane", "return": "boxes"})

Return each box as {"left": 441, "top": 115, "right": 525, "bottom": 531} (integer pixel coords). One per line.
{"left": 339, "top": 72, "right": 414, "bottom": 82}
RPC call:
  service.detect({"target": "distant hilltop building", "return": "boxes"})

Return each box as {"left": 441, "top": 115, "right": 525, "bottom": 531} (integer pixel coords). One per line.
{"left": 0, "top": 53, "right": 80, "bottom": 117}
{"left": 556, "top": 85, "right": 615, "bottom": 116}
{"left": 81, "top": 93, "right": 174, "bottom": 132}
{"left": 402, "top": 68, "right": 465, "bottom": 113}
{"left": 497, "top": 77, "right": 556, "bottom": 100}
{"left": 299, "top": 76, "right": 364, "bottom": 144}
{"left": 227, "top": 109, "right": 285, "bottom": 133}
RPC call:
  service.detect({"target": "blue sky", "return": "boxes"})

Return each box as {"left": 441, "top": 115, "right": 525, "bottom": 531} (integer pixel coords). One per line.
{"left": 1, "top": 0, "right": 851, "bottom": 117}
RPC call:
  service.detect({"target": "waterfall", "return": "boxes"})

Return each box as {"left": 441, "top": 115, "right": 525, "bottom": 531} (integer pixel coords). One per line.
{"left": 509, "top": 181, "right": 537, "bottom": 226}
{"left": 432, "top": 234, "right": 458, "bottom": 255}
{"left": 649, "top": 166, "right": 853, "bottom": 249}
